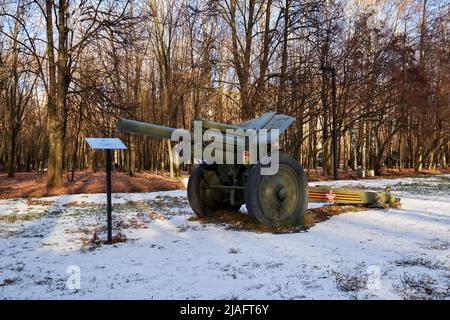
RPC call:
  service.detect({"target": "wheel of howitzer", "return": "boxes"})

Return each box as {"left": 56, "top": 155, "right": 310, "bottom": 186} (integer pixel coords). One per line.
{"left": 187, "top": 165, "right": 242, "bottom": 217}
{"left": 244, "top": 155, "right": 308, "bottom": 227}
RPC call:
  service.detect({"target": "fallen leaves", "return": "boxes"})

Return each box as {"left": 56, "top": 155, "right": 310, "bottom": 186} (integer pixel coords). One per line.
{"left": 85, "top": 228, "right": 128, "bottom": 248}
{"left": 190, "top": 205, "right": 369, "bottom": 234}
{"left": 26, "top": 199, "right": 55, "bottom": 206}
{"left": 0, "top": 278, "right": 15, "bottom": 286}
{"left": 0, "top": 171, "right": 179, "bottom": 200}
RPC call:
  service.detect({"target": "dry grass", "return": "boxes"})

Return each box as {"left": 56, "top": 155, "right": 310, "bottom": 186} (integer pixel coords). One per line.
{"left": 393, "top": 273, "right": 450, "bottom": 300}
{"left": 189, "top": 204, "right": 368, "bottom": 233}
{"left": 0, "top": 211, "right": 47, "bottom": 223}
{"left": 395, "top": 257, "right": 450, "bottom": 271}
{"left": 85, "top": 228, "right": 128, "bottom": 249}
{"left": 331, "top": 268, "right": 369, "bottom": 294}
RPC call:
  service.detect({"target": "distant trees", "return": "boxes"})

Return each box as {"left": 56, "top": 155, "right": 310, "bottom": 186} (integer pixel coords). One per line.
{"left": 0, "top": 0, "right": 448, "bottom": 184}
{"left": 2, "top": 5, "right": 33, "bottom": 177}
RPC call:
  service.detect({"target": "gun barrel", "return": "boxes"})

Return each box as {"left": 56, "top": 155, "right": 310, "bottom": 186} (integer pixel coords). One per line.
{"left": 117, "top": 118, "right": 176, "bottom": 139}
{"left": 198, "top": 118, "right": 240, "bottom": 132}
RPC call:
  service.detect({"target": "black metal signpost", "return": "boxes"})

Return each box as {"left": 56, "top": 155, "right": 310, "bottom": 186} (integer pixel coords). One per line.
{"left": 85, "top": 138, "right": 127, "bottom": 243}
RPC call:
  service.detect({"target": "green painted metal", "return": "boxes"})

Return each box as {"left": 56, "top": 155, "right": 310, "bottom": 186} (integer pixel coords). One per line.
{"left": 117, "top": 112, "right": 296, "bottom": 164}
{"left": 257, "top": 162, "right": 303, "bottom": 220}
{"left": 117, "top": 112, "right": 295, "bottom": 140}
{"left": 199, "top": 118, "right": 240, "bottom": 132}
{"left": 117, "top": 118, "right": 176, "bottom": 139}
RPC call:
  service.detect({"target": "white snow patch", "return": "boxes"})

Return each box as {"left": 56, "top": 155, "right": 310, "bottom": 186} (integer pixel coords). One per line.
{"left": 0, "top": 176, "right": 449, "bottom": 299}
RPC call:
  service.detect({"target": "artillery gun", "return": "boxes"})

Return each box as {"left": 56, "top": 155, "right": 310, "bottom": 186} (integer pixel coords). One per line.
{"left": 117, "top": 112, "right": 308, "bottom": 227}
{"left": 118, "top": 113, "right": 400, "bottom": 227}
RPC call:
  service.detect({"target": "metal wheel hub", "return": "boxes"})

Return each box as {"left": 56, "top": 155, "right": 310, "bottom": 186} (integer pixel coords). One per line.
{"left": 277, "top": 187, "right": 288, "bottom": 200}
{"left": 258, "top": 165, "right": 301, "bottom": 220}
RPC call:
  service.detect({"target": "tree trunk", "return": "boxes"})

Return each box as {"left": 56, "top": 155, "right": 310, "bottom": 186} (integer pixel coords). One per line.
{"left": 129, "top": 136, "right": 136, "bottom": 176}
{"left": 45, "top": 0, "right": 60, "bottom": 188}
{"left": 415, "top": 147, "right": 423, "bottom": 172}
{"left": 6, "top": 127, "right": 15, "bottom": 177}
{"left": 167, "top": 139, "right": 174, "bottom": 178}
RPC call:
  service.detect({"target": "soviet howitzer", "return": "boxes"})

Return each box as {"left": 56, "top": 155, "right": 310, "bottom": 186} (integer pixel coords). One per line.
{"left": 118, "top": 112, "right": 309, "bottom": 227}
{"left": 117, "top": 113, "right": 400, "bottom": 228}
{"left": 117, "top": 119, "right": 178, "bottom": 139}
{"left": 117, "top": 112, "right": 294, "bottom": 155}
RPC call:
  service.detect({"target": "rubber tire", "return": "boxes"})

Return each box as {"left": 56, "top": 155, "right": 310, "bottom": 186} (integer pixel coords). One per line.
{"left": 187, "top": 166, "right": 215, "bottom": 217}
{"left": 244, "top": 155, "right": 308, "bottom": 227}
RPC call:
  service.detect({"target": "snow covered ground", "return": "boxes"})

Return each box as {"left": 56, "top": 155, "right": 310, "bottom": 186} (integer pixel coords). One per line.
{"left": 0, "top": 175, "right": 449, "bottom": 300}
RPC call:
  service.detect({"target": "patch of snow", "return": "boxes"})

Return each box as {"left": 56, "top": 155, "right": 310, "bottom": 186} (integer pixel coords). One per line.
{"left": 0, "top": 176, "right": 449, "bottom": 299}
